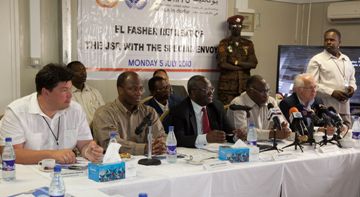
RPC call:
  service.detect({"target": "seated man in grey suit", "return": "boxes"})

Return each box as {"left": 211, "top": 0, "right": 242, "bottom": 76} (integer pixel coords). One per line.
{"left": 169, "top": 75, "right": 239, "bottom": 148}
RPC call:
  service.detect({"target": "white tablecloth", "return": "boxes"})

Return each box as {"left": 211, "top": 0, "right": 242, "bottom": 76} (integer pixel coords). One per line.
{"left": 1, "top": 143, "right": 360, "bottom": 197}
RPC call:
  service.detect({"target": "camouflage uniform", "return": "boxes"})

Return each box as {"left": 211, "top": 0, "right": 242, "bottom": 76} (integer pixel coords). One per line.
{"left": 217, "top": 15, "right": 258, "bottom": 104}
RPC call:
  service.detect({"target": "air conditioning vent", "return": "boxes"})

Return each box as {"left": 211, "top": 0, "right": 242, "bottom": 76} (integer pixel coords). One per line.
{"left": 327, "top": 1, "right": 360, "bottom": 23}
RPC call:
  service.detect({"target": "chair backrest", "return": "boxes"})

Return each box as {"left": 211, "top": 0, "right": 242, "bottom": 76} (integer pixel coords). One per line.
{"left": 141, "top": 96, "right": 153, "bottom": 104}
{"left": 171, "top": 85, "right": 188, "bottom": 98}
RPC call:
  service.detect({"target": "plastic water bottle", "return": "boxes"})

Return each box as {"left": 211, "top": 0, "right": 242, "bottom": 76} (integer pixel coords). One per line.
{"left": 138, "top": 193, "right": 148, "bottom": 197}
{"left": 109, "top": 131, "right": 118, "bottom": 144}
{"left": 166, "top": 126, "right": 177, "bottom": 163}
{"left": 352, "top": 116, "right": 360, "bottom": 147}
{"left": 247, "top": 121, "right": 257, "bottom": 146}
{"left": 49, "top": 165, "right": 65, "bottom": 197}
{"left": 2, "top": 137, "right": 16, "bottom": 181}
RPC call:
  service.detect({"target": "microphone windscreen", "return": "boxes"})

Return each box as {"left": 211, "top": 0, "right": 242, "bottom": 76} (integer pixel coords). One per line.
{"left": 289, "top": 107, "right": 299, "bottom": 114}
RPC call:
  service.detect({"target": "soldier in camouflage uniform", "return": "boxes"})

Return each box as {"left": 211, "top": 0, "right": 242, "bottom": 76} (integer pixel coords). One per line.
{"left": 217, "top": 15, "right": 258, "bottom": 105}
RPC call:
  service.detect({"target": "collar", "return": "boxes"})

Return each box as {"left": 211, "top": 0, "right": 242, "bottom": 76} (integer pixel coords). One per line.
{"left": 71, "top": 83, "right": 90, "bottom": 93}
{"left": 28, "top": 93, "right": 65, "bottom": 119}
{"left": 115, "top": 98, "right": 139, "bottom": 114}
{"left": 243, "top": 92, "right": 268, "bottom": 108}
{"left": 323, "top": 49, "right": 347, "bottom": 61}
{"left": 190, "top": 99, "right": 204, "bottom": 114}
{"left": 154, "top": 98, "right": 168, "bottom": 109}
{"left": 296, "top": 94, "right": 314, "bottom": 110}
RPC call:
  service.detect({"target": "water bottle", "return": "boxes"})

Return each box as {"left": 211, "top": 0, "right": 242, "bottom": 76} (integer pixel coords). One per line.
{"left": 247, "top": 121, "right": 257, "bottom": 146}
{"left": 138, "top": 193, "right": 148, "bottom": 197}
{"left": 166, "top": 126, "right": 177, "bottom": 163}
{"left": 49, "top": 165, "right": 65, "bottom": 197}
{"left": 352, "top": 116, "right": 360, "bottom": 147}
{"left": 2, "top": 137, "right": 16, "bottom": 181}
{"left": 109, "top": 131, "right": 118, "bottom": 144}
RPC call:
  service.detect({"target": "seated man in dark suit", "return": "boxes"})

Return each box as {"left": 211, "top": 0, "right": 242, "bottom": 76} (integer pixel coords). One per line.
{"left": 169, "top": 75, "right": 238, "bottom": 148}
{"left": 145, "top": 76, "right": 181, "bottom": 116}
{"left": 144, "top": 76, "right": 181, "bottom": 131}
{"left": 280, "top": 73, "right": 323, "bottom": 124}
{"left": 153, "top": 69, "right": 187, "bottom": 100}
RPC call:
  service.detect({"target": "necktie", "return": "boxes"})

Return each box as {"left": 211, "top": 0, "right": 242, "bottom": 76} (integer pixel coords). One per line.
{"left": 202, "top": 107, "right": 211, "bottom": 134}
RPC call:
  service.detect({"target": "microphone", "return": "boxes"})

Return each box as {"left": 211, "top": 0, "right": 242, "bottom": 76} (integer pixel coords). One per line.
{"left": 289, "top": 107, "right": 308, "bottom": 142}
{"left": 135, "top": 113, "right": 152, "bottom": 135}
{"left": 229, "top": 104, "right": 252, "bottom": 111}
{"left": 267, "top": 103, "right": 282, "bottom": 130}
{"left": 316, "top": 105, "right": 343, "bottom": 127}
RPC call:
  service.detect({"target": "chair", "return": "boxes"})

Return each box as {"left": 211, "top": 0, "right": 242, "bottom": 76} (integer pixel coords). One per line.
{"left": 141, "top": 96, "right": 153, "bottom": 104}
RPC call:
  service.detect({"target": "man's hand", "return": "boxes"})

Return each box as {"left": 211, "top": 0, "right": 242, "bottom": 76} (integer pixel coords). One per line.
{"left": 346, "top": 86, "right": 355, "bottom": 98}
{"left": 233, "top": 128, "right": 247, "bottom": 141}
{"left": 52, "top": 149, "right": 76, "bottom": 164}
{"left": 318, "top": 127, "right": 336, "bottom": 135}
{"left": 152, "top": 135, "right": 166, "bottom": 155}
{"left": 84, "top": 141, "right": 104, "bottom": 163}
{"left": 206, "top": 130, "right": 226, "bottom": 143}
{"left": 270, "top": 122, "right": 291, "bottom": 139}
{"left": 331, "top": 90, "right": 348, "bottom": 102}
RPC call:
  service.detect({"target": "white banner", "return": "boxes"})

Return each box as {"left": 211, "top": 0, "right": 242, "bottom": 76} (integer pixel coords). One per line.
{"left": 78, "top": 0, "right": 227, "bottom": 80}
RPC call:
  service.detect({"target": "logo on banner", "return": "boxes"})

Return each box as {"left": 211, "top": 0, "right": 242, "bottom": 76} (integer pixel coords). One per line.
{"left": 125, "top": 0, "right": 148, "bottom": 9}
{"left": 96, "top": 0, "right": 119, "bottom": 8}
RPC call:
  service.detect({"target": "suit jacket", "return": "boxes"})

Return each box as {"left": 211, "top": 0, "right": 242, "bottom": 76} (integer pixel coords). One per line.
{"left": 144, "top": 96, "right": 182, "bottom": 116}
{"left": 279, "top": 93, "right": 324, "bottom": 128}
{"left": 169, "top": 97, "right": 234, "bottom": 148}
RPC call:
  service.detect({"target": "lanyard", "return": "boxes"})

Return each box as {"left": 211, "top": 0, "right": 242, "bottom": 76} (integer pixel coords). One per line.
{"left": 42, "top": 116, "right": 61, "bottom": 146}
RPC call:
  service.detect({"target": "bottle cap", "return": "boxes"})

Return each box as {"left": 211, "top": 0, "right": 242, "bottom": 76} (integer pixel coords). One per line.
{"left": 110, "top": 131, "right": 117, "bottom": 138}
{"left": 138, "top": 193, "right": 148, "bottom": 197}
{"left": 54, "top": 164, "right": 62, "bottom": 173}
{"left": 5, "top": 137, "right": 12, "bottom": 142}
{"left": 168, "top": 126, "right": 174, "bottom": 132}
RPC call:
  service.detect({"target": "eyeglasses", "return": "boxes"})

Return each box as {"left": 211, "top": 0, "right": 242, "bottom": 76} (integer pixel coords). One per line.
{"left": 194, "top": 87, "right": 215, "bottom": 94}
{"left": 250, "top": 87, "right": 271, "bottom": 95}
{"left": 300, "top": 86, "right": 317, "bottom": 90}
{"left": 155, "top": 85, "right": 171, "bottom": 92}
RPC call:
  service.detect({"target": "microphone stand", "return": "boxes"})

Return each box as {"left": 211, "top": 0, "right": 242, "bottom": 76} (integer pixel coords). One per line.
{"left": 327, "top": 124, "right": 343, "bottom": 148}
{"left": 260, "top": 127, "right": 283, "bottom": 153}
{"left": 281, "top": 132, "right": 304, "bottom": 152}
{"left": 138, "top": 126, "right": 161, "bottom": 166}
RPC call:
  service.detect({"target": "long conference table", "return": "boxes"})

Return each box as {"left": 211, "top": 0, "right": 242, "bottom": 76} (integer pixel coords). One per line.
{"left": 1, "top": 141, "right": 360, "bottom": 197}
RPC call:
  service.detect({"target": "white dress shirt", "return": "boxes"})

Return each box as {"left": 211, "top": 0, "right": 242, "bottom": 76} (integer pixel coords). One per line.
{"left": 0, "top": 93, "right": 92, "bottom": 150}
{"left": 190, "top": 100, "right": 208, "bottom": 148}
{"left": 307, "top": 50, "right": 357, "bottom": 115}
{"left": 71, "top": 83, "right": 105, "bottom": 124}
{"left": 227, "top": 92, "right": 287, "bottom": 140}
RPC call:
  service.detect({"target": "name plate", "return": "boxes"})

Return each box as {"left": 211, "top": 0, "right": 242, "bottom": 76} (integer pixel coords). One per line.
{"left": 273, "top": 152, "right": 296, "bottom": 161}
{"left": 319, "top": 145, "right": 339, "bottom": 153}
{"left": 203, "top": 160, "right": 231, "bottom": 171}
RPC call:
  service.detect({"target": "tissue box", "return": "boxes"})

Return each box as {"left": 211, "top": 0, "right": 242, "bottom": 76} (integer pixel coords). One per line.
{"left": 88, "top": 162, "right": 125, "bottom": 182}
{"left": 218, "top": 146, "right": 249, "bottom": 163}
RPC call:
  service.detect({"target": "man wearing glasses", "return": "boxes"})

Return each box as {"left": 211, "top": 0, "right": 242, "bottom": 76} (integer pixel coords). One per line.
{"left": 169, "top": 75, "right": 237, "bottom": 148}
{"left": 92, "top": 71, "right": 166, "bottom": 155}
{"left": 227, "top": 75, "right": 290, "bottom": 140}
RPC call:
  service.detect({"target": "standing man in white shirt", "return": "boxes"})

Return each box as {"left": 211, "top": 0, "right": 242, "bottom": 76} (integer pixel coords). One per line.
{"left": 307, "top": 28, "right": 357, "bottom": 124}
{"left": 0, "top": 63, "right": 103, "bottom": 164}
{"left": 67, "top": 61, "right": 105, "bottom": 125}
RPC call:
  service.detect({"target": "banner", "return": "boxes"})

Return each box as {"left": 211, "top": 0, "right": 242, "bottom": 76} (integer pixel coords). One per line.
{"left": 78, "top": 0, "right": 227, "bottom": 80}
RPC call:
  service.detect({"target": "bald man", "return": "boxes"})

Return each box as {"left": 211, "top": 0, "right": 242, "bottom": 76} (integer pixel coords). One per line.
{"left": 92, "top": 71, "right": 166, "bottom": 155}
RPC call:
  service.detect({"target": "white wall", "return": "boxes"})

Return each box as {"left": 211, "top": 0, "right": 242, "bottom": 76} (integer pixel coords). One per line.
{"left": 0, "top": 0, "right": 20, "bottom": 113}
{"left": 12, "top": 0, "right": 360, "bottom": 105}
